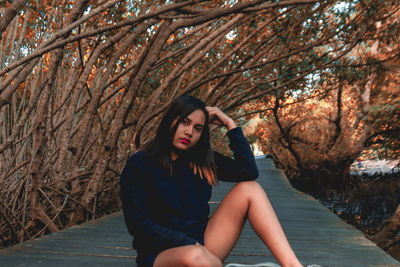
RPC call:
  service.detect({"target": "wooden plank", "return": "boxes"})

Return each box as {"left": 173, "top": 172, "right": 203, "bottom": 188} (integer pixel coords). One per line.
{"left": 0, "top": 158, "right": 398, "bottom": 266}
{"left": 0, "top": 212, "right": 136, "bottom": 266}
{"left": 218, "top": 159, "right": 399, "bottom": 267}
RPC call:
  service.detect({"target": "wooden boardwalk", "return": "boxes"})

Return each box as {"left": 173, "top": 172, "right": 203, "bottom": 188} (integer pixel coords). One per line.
{"left": 0, "top": 158, "right": 399, "bottom": 266}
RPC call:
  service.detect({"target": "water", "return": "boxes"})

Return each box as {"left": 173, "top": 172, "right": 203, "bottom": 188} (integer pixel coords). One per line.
{"left": 319, "top": 193, "right": 399, "bottom": 235}
{"left": 316, "top": 170, "right": 400, "bottom": 235}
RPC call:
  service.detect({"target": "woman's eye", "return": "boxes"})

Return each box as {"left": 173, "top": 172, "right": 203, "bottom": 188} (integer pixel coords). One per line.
{"left": 183, "top": 120, "right": 189, "bottom": 126}
{"left": 195, "top": 127, "right": 202, "bottom": 132}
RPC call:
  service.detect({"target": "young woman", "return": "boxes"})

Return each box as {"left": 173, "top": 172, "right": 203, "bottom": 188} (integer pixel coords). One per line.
{"left": 120, "top": 95, "right": 303, "bottom": 267}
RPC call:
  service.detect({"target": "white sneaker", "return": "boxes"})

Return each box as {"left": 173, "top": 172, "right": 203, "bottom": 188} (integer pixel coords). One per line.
{"left": 225, "top": 263, "right": 280, "bottom": 267}
{"left": 225, "top": 263, "right": 322, "bottom": 267}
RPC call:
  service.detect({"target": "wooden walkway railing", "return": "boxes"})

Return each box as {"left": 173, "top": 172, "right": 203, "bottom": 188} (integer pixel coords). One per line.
{"left": 0, "top": 158, "right": 399, "bottom": 266}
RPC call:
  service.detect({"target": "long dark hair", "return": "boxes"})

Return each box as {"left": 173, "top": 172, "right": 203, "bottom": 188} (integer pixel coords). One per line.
{"left": 142, "top": 95, "right": 217, "bottom": 185}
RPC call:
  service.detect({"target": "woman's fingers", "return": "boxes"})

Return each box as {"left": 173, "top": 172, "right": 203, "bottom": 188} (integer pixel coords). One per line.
{"left": 206, "top": 106, "right": 237, "bottom": 130}
{"left": 206, "top": 107, "right": 226, "bottom": 125}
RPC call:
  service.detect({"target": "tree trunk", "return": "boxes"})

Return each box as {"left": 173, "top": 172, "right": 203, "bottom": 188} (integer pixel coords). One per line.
{"left": 372, "top": 204, "right": 400, "bottom": 258}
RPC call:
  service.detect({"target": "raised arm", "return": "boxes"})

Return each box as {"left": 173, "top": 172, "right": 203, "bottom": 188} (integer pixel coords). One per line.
{"left": 206, "top": 107, "right": 259, "bottom": 182}
{"left": 214, "top": 127, "right": 259, "bottom": 182}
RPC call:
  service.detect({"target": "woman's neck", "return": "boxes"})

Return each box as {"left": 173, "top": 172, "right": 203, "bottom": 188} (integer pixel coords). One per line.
{"left": 171, "top": 151, "right": 178, "bottom": 160}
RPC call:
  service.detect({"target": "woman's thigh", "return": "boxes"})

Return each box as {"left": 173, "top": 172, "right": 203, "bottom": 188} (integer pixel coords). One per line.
{"left": 204, "top": 181, "right": 261, "bottom": 260}
{"left": 153, "top": 244, "right": 222, "bottom": 267}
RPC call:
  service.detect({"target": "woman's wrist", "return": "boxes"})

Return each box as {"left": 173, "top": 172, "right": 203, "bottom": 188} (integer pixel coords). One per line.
{"left": 226, "top": 119, "right": 237, "bottom": 131}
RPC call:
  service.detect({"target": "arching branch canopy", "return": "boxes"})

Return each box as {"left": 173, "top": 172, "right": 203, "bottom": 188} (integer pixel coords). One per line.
{"left": 0, "top": 0, "right": 398, "bottom": 249}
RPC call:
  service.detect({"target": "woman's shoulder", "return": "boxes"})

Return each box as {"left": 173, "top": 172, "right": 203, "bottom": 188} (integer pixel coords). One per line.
{"left": 126, "top": 150, "right": 149, "bottom": 166}
{"left": 130, "top": 150, "right": 145, "bottom": 159}
{"left": 122, "top": 151, "right": 156, "bottom": 178}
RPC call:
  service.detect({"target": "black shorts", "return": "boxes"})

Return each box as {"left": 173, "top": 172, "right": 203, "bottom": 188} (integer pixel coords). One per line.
{"left": 136, "top": 252, "right": 158, "bottom": 267}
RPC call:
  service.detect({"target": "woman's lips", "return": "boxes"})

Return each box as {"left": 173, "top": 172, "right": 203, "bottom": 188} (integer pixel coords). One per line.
{"left": 180, "top": 138, "right": 190, "bottom": 144}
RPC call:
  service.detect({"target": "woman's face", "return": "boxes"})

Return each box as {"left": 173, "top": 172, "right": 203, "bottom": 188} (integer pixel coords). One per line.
{"left": 171, "top": 109, "right": 205, "bottom": 152}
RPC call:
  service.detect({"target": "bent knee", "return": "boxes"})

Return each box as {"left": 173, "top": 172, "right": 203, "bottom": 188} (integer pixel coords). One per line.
{"left": 180, "top": 245, "right": 213, "bottom": 267}
{"left": 234, "top": 181, "right": 266, "bottom": 198}
{"left": 235, "top": 180, "right": 262, "bottom": 192}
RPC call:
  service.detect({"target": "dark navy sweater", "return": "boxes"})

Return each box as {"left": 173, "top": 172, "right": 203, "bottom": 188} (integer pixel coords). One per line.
{"left": 120, "top": 127, "right": 258, "bottom": 260}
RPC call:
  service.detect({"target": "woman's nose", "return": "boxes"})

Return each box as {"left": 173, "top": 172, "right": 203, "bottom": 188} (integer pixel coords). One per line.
{"left": 184, "top": 126, "right": 193, "bottom": 136}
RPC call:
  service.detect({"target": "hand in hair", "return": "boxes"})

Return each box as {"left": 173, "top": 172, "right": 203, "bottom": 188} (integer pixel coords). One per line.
{"left": 206, "top": 106, "right": 237, "bottom": 131}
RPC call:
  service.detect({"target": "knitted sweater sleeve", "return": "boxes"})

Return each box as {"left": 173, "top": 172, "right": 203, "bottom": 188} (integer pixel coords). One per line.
{"left": 120, "top": 153, "right": 198, "bottom": 251}
{"left": 214, "top": 127, "right": 259, "bottom": 182}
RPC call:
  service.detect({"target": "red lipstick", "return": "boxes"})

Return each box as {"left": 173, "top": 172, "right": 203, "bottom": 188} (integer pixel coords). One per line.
{"left": 180, "top": 138, "right": 190, "bottom": 144}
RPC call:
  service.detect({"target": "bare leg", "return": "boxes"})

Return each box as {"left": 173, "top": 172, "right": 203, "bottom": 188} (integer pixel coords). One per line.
{"left": 204, "top": 181, "right": 302, "bottom": 267}
{"left": 154, "top": 244, "right": 222, "bottom": 267}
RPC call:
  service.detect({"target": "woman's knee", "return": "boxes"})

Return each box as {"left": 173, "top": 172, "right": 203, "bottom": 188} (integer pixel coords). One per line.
{"left": 180, "top": 245, "right": 214, "bottom": 267}
{"left": 233, "top": 181, "right": 267, "bottom": 202}
{"left": 234, "top": 181, "right": 263, "bottom": 194}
